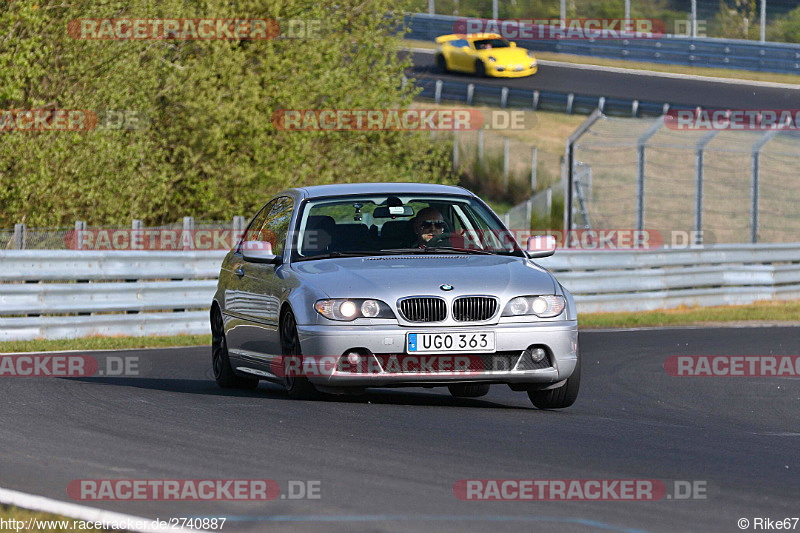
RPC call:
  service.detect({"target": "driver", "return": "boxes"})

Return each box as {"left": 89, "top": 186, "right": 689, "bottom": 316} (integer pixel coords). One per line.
{"left": 412, "top": 207, "right": 448, "bottom": 247}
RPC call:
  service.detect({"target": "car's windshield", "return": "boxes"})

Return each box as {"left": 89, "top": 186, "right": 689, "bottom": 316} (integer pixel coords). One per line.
{"left": 292, "top": 194, "right": 523, "bottom": 261}
{"left": 473, "top": 38, "right": 510, "bottom": 49}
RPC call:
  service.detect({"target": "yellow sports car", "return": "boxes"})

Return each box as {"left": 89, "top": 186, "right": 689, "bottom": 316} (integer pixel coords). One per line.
{"left": 434, "top": 33, "right": 538, "bottom": 78}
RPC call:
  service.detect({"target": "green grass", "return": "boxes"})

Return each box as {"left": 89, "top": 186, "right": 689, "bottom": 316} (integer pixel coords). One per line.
{"left": 0, "top": 505, "right": 114, "bottom": 532}
{"left": 404, "top": 39, "right": 800, "bottom": 85}
{"left": 0, "top": 334, "right": 211, "bottom": 353}
{"left": 2, "top": 302, "right": 799, "bottom": 354}
{"left": 580, "top": 300, "right": 800, "bottom": 328}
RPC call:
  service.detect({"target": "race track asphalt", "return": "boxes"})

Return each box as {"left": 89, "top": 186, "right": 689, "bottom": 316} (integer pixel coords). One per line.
{"left": 1, "top": 327, "right": 798, "bottom": 532}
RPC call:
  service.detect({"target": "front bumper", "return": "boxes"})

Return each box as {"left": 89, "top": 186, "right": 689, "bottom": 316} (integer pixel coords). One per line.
{"left": 295, "top": 321, "right": 577, "bottom": 387}
{"left": 488, "top": 64, "right": 538, "bottom": 78}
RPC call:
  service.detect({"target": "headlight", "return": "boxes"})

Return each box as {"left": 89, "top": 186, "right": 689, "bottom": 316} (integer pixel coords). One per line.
{"left": 502, "top": 295, "right": 565, "bottom": 318}
{"left": 314, "top": 299, "right": 395, "bottom": 321}
{"left": 488, "top": 56, "right": 497, "bottom": 62}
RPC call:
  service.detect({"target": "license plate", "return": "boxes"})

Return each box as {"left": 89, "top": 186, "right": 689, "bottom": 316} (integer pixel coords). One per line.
{"left": 407, "top": 332, "right": 496, "bottom": 353}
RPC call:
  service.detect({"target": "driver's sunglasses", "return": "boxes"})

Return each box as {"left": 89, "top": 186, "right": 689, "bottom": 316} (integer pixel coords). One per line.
{"left": 421, "top": 220, "right": 446, "bottom": 230}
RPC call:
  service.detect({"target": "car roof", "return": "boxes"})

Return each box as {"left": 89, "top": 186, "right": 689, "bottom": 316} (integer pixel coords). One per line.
{"left": 287, "top": 182, "right": 476, "bottom": 199}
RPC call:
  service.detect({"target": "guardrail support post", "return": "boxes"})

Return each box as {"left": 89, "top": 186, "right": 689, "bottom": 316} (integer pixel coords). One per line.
{"left": 531, "top": 146, "right": 538, "bottom": 191}
{"left": 500, "top": 87, "right": 509, "bottom": 109}
{"left": 13, "top": 223, "right": 26, "bottom": 250}
{"left": 566, "top": 93, "right": 574, "bottom": 114}
{"left": 598, "top": 97, "right": 605, "bottom": 114}
{"left": 532, "top": 90, "right": 539, "bottom": 110}
{"left": 631, "top": 99, "right": 639, "bottom": 117}
{"left": 131, "top": 219, "right": 143, "bottom": 251}
{"left": 434, "top": 79, "right": 443, "bottom": 105}
{"left": 466, "top": 83, "right": 474, "bottom": 105}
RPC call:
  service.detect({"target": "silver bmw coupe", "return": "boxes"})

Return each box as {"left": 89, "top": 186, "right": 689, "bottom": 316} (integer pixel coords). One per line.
{"left": 211, "top": 183, "right": 579, "bottom": 408}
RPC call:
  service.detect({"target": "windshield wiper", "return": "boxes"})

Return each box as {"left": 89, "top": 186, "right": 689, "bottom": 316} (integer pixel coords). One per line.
{"left": 295, "top": 251, "right": 384, "bottom": 261}
{"left": 379, "top": 247, "right": 495, "bottom": 255}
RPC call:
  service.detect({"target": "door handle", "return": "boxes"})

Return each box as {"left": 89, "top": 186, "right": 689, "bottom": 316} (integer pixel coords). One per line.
{"left": 234, "top": 268, "right": 244, "bottom": 277}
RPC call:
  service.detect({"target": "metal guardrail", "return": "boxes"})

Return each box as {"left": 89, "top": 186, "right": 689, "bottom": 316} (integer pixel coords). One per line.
{"left": 406, "top": 13, "right": 800, "bottom": 75}
{"left": 0, "top": 251, "right": 226, "bottom": 342}
{"left": 538, "top": 243, "right": 800, "bottom": 313}
{"left": 1, "top": 246, "right": 798, "bottom": 341}
{"left": 415, "top": 69, "right": 676, "bottom": 118}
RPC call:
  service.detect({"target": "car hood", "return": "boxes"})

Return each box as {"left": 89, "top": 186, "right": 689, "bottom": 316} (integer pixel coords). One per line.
{"left": 476, "top": 47, "right": 532, "bottom": 63}
{"left": 291, "top": 254, "right": 555, "bottom": 299}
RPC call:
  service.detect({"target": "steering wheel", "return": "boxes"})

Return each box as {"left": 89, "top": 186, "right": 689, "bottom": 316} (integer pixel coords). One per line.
{"left": 425, "top": 232, "right": 453, "bottom": 248}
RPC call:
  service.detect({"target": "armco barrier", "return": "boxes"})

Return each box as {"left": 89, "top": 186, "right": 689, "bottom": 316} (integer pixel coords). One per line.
{"left": 405, "top": 13, "right": 800, "bottom": 75}
{"left": 1, "top": 245, "right": 799, "bottom": 341}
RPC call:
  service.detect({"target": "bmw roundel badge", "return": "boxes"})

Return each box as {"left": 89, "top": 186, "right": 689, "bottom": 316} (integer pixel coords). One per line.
{"left": 440, "top": 284, "right": 453, "bottom": 291}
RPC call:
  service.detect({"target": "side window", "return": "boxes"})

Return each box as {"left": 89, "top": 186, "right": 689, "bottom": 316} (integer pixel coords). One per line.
{"left": 238, "top": 200, "right": 275, "bottom": 253}
{"left": 255, "top": 196, "right": 294, "bottom": 257}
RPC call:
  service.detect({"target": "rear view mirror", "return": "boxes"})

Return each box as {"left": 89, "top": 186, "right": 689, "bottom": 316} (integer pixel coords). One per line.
{"left": 526, "top": 235, "right": 557, "bottom": 258}
{"left": 241, "top": 241, "right": 281, "bottom": 264}
{"left": 373, "top": 205, "right": 414, "bottom": 218}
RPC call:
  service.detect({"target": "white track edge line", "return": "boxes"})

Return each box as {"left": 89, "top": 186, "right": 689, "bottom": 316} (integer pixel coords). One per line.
{"left": 0, "top": 486, "right": 199, "bottom": 532}
{"left": 406, "top": 47, "right": 800, "bottom": 89}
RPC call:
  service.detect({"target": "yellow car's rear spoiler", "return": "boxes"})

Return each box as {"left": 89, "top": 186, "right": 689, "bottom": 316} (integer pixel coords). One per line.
{"left": 435, "top": 33, "right": 503, "bottom": 44}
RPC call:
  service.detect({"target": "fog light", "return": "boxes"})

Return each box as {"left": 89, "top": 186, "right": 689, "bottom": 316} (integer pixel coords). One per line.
{"left": 530, "top": 347, "right": 547, "bottom": 363}
{"left": 346, "top": 352, "right": 361, "bottom": 365}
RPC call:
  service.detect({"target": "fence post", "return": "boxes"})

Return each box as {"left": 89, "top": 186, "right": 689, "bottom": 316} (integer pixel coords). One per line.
{"left": 131, "top": 219, "right": 143, "bottom": 250}
{"left": 13, "top": 223, "right": 26, "bottom": 250}
{"left": 545, "top": 188, "right": 553, "bottom": 228}
{"left": 182, "top": 216, "right": 194, "bottom": 251}
{"left": 636, "top": 117, "right": 665, "bottom": 232}
{"left": 563, "top": 109, "right": 603, "bottom": 247}
{"left": 530, "top": 146, "right": 538, "bottom": 191}
{"left": 503, "top": 137, "right": 510, "bottom": 192}
{"left": 750, "top": 127, "right": 784, "bottom": 243}
{"left": 525, "top": 199, "right": 532, "bottom": 231}
{"left": 74, "top": 220, "right": 86, "bottom": 250}
{"left": 452, "top": 131, "right": 459, "bottom": 172}
{"left": 695, "top": 131, "right": 719, "bottom": 246}
{"left": 492, "top": 0, "right": 498, "bottom": 19}
{"left": 428, "top": 0, "right": 434, "bottom": 15}
{"left": 478, "top": 128, "right": 484, "bottom": 163}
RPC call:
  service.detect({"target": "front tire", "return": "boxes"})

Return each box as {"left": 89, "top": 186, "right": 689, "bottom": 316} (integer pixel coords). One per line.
{"left": 281, "top": 309, "right": 321, "bottom": 400}
{"left": 474, "top": 60, "right": 487, "bottom": 77}
{"left": 211, "top": 308, "right": 259, "bottom": 390}
{"left": 448, "top": 383, "right": 490, "bottom": 398}
{"left": 528, "top": 355, "right": 580, "bottom": 409}
{"left": 435, "top": 54, "right": 448, "bottom": 73}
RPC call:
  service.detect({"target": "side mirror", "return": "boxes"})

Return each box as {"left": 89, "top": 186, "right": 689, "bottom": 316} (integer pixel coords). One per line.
{"left": 510, "top": 41, "right": 517, "bottom": 47}
{"left": 526, "top": 235, "right": 557, "bottom": 258}
{"left": 241, "top": 241, "right": 281, "bottom": 264}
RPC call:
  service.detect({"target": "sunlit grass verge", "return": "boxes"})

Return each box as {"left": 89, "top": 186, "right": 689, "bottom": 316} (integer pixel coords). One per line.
{"left": 580, "top": 300, "right": 800, "bottom": 329}
{"left": 0, "top": 334, "right": 211, "bottom": 354}
{"left": 0, "top": 505, "right": 115, "bottom": 532}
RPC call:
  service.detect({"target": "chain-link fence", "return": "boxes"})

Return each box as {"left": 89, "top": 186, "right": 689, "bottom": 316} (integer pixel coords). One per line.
{"left": 566, "top": 114, "right": 800, "bottom": 244}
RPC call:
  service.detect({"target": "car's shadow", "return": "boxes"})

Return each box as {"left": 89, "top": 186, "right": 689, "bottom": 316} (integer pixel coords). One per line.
{"left": 63, "top": 376, "right": 532, "bottom": 409}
